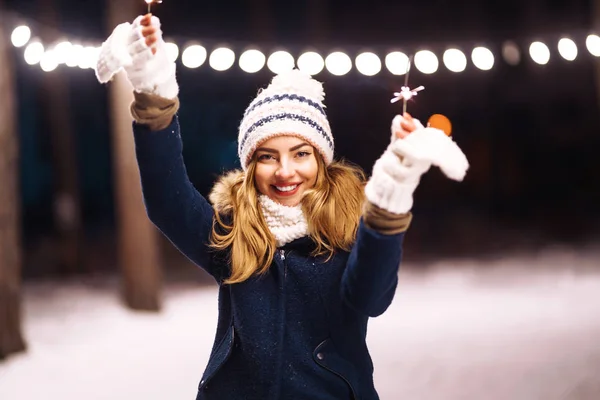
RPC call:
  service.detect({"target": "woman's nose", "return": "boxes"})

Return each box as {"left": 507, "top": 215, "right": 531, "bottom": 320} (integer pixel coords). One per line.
{"left": 276, "top": 160, "right": 294, "bottom": 179}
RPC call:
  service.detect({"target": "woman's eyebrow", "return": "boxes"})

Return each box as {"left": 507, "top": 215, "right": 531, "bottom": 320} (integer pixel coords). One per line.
{"left": 256, "top": 143, "right": 310, "bottom": 153}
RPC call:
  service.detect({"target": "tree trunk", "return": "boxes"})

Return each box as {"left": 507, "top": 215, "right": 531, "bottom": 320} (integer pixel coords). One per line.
{"left": 38, "top": 0, "right": 83, "bottom": 276}
{"left": 0, "top": 9, "right": 27, "bottom": 359}
{"left": 106, "top": 0, "right": 162, "bottom": 311}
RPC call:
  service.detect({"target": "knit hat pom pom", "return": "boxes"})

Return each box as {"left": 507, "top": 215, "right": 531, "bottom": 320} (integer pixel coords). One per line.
{"left": 267, "top": 69, "right": 325, "bottom": 104}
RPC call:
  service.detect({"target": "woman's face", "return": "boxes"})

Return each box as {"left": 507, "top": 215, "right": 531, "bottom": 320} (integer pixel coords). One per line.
{"left": 253, "top": 135, "right": 319, "bottom": 207}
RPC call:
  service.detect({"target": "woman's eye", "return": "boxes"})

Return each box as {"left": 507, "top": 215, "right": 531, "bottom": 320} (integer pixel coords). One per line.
{"left": 297, "top": 151, "right": 311, "bottom": 158}
{"left": 258, "top": 154, "right": 274, "bottom": 161}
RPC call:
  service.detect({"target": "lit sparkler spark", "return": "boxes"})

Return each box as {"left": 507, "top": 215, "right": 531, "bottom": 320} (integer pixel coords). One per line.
{"left": 390, "top": 54, "right": 425, "bottom": 114}
{"left": 390, "top": 85, "right": 425, "bottom": 104}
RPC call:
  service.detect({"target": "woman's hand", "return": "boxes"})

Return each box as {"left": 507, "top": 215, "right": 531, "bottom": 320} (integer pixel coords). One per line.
{"left": 364, "top": 111, "right": 470, "bottom": 214}
{"left": 392, "top": 113, "right": 417, "bottom": 139}
{"left": 391, "top": 112, "right": 423, "bottom": 140}
{"left": 125, "top": 14, "right": 178, "bottom": 99}
{"left": 140, "top": 13, "right": 158, "bottom": 55}
{"left": 96, "top": 14, "right": 178, "bottom": 99}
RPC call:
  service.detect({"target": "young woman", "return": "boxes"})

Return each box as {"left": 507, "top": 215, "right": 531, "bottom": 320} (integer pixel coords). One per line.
{"left": 96, "top": 14, "right": 468, "bottom": 400}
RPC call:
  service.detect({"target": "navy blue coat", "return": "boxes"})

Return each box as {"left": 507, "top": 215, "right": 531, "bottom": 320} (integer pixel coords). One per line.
{"left": 133, "top": 116, "right": 407, "bottom": 400}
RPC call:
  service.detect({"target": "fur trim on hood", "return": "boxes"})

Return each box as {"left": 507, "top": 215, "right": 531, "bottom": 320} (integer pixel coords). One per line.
{"left": 208, "top": 169, "right": 246, "bottom": 215}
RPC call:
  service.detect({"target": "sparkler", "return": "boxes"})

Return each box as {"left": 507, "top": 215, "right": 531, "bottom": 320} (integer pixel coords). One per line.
{"left": 390, "top": 55, "right": 424, "bottom": 114}
{"left": 389, "top": 55, "right": 452, "bottom": 136}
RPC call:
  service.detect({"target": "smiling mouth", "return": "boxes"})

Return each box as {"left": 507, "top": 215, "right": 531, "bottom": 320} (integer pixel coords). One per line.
{"left": 272, "top": 183, "right": 301, "bottom": 196}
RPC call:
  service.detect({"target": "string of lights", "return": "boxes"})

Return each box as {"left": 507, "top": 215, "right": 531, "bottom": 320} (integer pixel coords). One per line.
{"left": 4, "top": 11, "right": 600, "bottom": 76}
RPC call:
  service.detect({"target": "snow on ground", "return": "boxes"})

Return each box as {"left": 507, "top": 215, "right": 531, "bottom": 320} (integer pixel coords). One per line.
{"left": 1, "top": 250, "right": 600, "bottom": 400}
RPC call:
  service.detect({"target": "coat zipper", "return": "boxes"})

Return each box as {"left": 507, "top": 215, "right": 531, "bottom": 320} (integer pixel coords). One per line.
{"left": 280, "top": 249, "right": 287, "bottom": 280}
{"left": 276, "top": 249, "right": 287, "bottom": 399}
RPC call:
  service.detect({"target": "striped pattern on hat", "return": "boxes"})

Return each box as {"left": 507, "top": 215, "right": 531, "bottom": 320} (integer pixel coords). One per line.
{"left": 238, "top": 69, "right": 334, "bottom": 170}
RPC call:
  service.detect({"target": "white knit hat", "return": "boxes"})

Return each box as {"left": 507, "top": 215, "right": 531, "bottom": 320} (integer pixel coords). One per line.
{"left": 238, "top": 69, "right": 334, "bottom": 170}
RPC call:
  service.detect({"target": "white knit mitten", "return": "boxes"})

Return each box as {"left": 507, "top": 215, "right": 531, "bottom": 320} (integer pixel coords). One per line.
{"left": 393, "top": 124, "right": 470, "bottom": 182}
{"left": 124, "top": 16, "right": 178, "bottom": 99}
{"left": 95, "top": 16, "right": 178, "bottom": 99}
{"left": 365, "top": 115, "right": 469, "bottom": 214}
{"left": 95, "top": 22, "right": 133, "bottom": 84}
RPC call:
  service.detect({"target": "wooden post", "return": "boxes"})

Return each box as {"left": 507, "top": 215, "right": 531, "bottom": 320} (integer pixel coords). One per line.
{"left": 38, "top": 0, "right": 83, "bottom": 276}
{"left": 0, "top": 8, "right": 27, "bottom": 359}
{"left": 106, "top": 0, "right": 162, "bottom": 311}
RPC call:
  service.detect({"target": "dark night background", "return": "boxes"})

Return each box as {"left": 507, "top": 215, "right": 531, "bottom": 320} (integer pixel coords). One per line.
{"left": 2, "top": 0, "right": 600, "bottom": 279}
{"left": 3, "top": 2, "right": 600, "bottom": 399}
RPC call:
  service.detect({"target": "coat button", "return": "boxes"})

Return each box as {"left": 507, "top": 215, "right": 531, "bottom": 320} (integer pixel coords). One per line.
{"left": 200, "top": 379, "right": 205, "bottom": 386}
{"left": 317, "top": 352, "right": 325, "bottom": 360}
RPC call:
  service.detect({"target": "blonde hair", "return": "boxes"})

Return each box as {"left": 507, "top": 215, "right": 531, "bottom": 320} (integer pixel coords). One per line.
{"left": 209, "top": 154, "right": 366, "bottom": 285}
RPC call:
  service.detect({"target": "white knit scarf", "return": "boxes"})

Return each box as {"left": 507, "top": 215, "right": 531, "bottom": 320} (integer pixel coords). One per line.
{"left": 258, "top": 195, "right": 309, "bottom": 247}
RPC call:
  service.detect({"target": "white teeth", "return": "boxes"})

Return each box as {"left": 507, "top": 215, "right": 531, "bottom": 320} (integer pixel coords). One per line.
{"left": 275, "top": 184, "right": 299, "bottom": 192}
